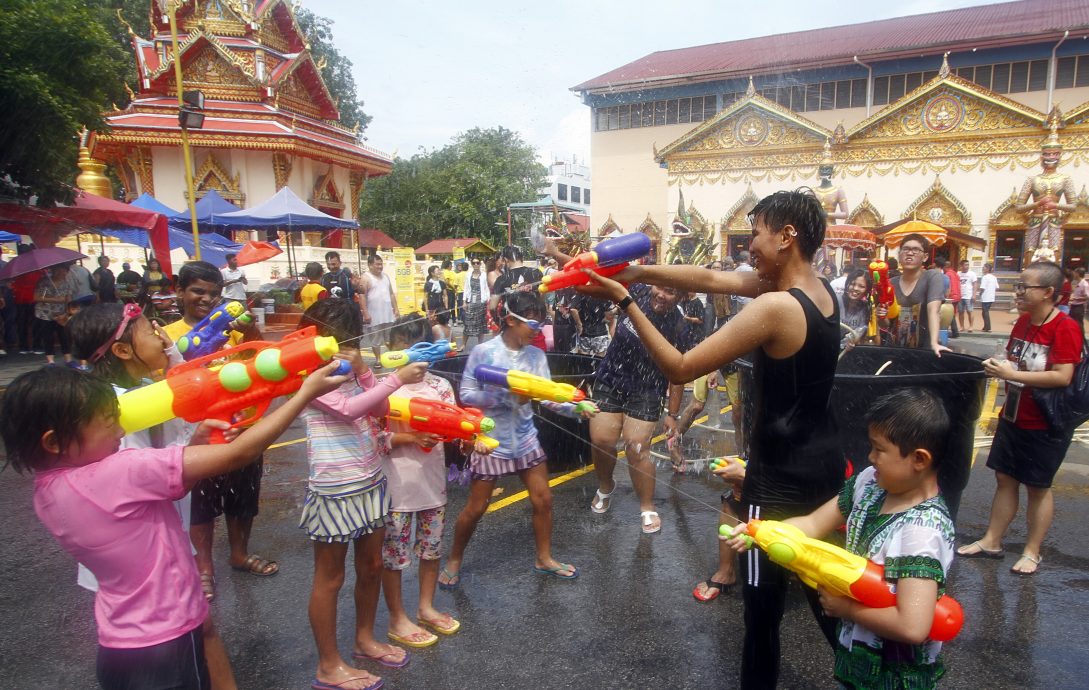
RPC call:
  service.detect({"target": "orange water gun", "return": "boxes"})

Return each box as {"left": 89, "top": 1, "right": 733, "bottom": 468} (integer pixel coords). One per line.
{"left": 117, "top": 327, "right": 344, "bottom": 443}
{"left": 725, "top": 519, "right": 963, "bottom": 641}
{"left": 386, "top": 395, "right": 499, "bottom": 451}
{"left": 538, "top": 233, "right": 652, "bottom": 293}
{"left": 868, "top": 259, "right": 900, "bottom": 342}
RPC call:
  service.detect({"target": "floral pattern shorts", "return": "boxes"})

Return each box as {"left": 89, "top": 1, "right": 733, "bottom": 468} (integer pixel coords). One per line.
{"left": 382, "top": 507, "right": 446, "bottom": 569}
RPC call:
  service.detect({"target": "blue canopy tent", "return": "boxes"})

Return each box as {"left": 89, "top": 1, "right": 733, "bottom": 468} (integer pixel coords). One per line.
{"left": 168, "top": 189, "right": 242, "bottom": 234}
{"left": 0, "top": 230, "right": 20, "bottom": 243}
{"left": 217, "top": 187, "right": 358, "bottom": 276}
{"left": 97, "top": 194, "right": 243, "bottom": 268}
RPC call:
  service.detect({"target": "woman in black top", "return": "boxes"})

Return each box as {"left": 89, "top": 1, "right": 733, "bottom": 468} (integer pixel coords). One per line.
{"left": 424, "top": 265, "right": 447, "bottom": 315}
{"left": 580, "top": 190, "right": 843, "bottom": 690}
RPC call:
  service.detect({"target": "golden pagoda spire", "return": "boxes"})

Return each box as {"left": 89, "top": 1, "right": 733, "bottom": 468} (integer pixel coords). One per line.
{"left": 75, "top": 129, "right": 113, "bottom": 198}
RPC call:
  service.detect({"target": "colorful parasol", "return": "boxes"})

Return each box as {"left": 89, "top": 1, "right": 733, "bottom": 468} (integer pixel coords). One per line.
{"left": 821, "top": 224, "right": 876, "bottom": 251}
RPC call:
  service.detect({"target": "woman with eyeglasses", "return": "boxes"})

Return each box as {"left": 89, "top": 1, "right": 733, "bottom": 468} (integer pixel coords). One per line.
{"left": 885, "top": 233, "right": 950, "bottom": 357}
{"left": 438, "top": 291, "right": 598, "bottom": 590}
{"left": 960, "top": 261, "right": 1082, "bottom": 576}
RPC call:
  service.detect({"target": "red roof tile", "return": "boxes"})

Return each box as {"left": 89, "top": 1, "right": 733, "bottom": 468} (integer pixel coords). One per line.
{"left": 573, "top": 0, "right": 1089, "bottom": 92}
{"left": 359, "top": 228, "right": 401, "bottom": 248}
{"left": 415, "top": 238, "right": 481, "bottom": 254}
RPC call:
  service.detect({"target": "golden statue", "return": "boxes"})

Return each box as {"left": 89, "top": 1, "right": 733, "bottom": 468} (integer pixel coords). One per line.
{"left": 813, "top": 139, "right": 848, "bottom": 224}
{"left": 1016, "top": 123, "right": 1077, "bottom": 264}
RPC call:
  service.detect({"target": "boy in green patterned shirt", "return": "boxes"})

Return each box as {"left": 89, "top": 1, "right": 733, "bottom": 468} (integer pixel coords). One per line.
{"left": 737, "top": 388, "right": 955, "bottom": 689}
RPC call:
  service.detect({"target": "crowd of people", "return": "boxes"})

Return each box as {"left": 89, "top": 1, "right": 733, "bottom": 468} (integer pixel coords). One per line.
{"left": 2, "top": 187, "right": 1086, "bottom": 689}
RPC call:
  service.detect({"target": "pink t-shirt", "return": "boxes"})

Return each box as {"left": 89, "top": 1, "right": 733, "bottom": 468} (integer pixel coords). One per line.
{"left": 381, "top": 374, "right": 454, "bottom": 512}
{"left": 33, "top": 446, "right": 207, "bottom": 648}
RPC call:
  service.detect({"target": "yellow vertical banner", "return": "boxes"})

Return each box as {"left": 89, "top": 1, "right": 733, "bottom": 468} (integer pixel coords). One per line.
{"left": 392, "top": 247, "right": 419, "bottom": 315}
{"left": 453, "top": 246, "right": 465, "bottom": 263}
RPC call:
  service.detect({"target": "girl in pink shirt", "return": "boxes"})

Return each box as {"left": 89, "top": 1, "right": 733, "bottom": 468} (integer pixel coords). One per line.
{"left": 379, "top": 317, "right": 471, "bottom": 649}
{"left": 0, "top": 361, "right": 344, "bottom": 689}
{"left": 296, "top": 300, "right": 427, "bottom": 690}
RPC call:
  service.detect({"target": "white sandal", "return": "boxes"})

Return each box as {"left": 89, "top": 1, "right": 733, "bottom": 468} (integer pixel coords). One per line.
{"left": 590, "top": 488, "right": 614, "bottom": 514}
{"left": 640, "top": 510, "right": 661, "bottom": 534}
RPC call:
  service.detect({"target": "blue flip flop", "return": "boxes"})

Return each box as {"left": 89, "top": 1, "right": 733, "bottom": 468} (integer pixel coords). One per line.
{"left": 534, "top": 562, "right": 579, "bottom": 580}
{"left": 438, "top": 567, "right": 461, "bottom": 590}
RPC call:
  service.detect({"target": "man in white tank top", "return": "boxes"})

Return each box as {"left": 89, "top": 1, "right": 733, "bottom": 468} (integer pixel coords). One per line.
{"left": 359, "top": 253, "right": 399, "bottom": 362}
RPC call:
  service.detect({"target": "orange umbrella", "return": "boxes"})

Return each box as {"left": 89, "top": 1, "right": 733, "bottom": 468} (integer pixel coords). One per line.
{"left": 235, "top": 240, "right": 283, "bottom": 267}
{"left": 879, "top": 220, "right": 948, "bottom": 249}
{"left": 822, "top": 224, "right": 876, "bottom": 251}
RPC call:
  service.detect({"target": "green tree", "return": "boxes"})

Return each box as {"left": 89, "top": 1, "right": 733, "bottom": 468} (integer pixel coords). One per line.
{"left": 0, "top": 0, "right": 130, "bottom": 204}
{"left": 360, "top": 127, "right": 547, "bottom": 249}
{"left": 295, "top": 7, "right": 371, "bottom": 132}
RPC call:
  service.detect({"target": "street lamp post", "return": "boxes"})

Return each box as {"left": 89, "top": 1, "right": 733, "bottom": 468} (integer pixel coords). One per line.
{"left": 164, "top": 1, "right": 203, "bottom": 261}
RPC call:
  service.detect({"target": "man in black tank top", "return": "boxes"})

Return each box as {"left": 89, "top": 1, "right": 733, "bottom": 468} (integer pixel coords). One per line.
{"left": 579, "top": 190, "right": 844, "bottom": 689}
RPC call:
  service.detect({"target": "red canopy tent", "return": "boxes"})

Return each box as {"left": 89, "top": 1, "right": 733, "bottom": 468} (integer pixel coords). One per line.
{"left": 0, "top": 191, "right": 172, "bottom": 275}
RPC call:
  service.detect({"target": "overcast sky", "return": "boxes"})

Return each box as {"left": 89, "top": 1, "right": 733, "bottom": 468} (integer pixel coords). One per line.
{"left": 307, "top": 0, "right": 999, "bottom": 164}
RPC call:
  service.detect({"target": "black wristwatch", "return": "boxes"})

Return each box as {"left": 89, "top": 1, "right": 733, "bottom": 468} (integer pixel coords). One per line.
{"left": 616, "top": 294, "right": 634, "bottom": 311}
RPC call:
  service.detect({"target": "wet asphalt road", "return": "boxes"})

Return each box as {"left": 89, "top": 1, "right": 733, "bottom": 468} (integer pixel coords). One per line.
{"left": 2, "top": 334, "right": 1089, "bottom": 689}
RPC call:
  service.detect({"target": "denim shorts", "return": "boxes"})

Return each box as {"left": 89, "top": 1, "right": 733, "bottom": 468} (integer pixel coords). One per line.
{"left": 592, "top": 378, "right": 664, "bottom": 422}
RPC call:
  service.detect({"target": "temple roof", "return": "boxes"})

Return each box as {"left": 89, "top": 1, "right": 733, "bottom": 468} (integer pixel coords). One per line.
{"left": 573, "top": 0, "right": 1089, "bottom": 93}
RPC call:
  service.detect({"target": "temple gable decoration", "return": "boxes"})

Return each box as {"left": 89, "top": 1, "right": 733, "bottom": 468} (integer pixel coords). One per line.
{"left": 190, "top": 153, "right": 245, "bottom": 205}
{"left": 657, "top": 81, "right": 832, "bottom": 162}
{"left": 635, "top": 213, "right": 661, "bottom": 241}
{"left": 597, "top": 214, "right": 622, "bottom": 238}
{"left": 902, "top": 176, "right": 971, "bottom": 229}
{"left": 721, "top": 184, "right": 760, "bottom": 233}
{"left": 310, "top": 169, "right": 344, "bottom": 213}
{"left": 846, "top": 194, "right": 885, "bottom": 229}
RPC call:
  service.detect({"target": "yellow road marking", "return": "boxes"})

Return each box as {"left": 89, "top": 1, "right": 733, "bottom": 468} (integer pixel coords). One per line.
{"left": 486, "top": 404, "right": 733, "bottom": 513}
{"left": 268, "top": 437, "right": 306, "bottom": 450}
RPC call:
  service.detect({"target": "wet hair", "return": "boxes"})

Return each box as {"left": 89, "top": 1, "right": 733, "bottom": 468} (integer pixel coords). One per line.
{"left": 225, "top": 253, "right": 237, "bottom": 262}
{"left": 325, "top": 251, "right": 341, "bottom": 262}
{"left": 304, "top": 261, "right": 324, "bottom": 280}
{"left": 388, "top": 314, "right": 432, "bottom": 348}
{"left": 366, "top": 253, "right": 382, "bottom": 266}
{"left": 501, "top": 290, "right": 544, "bottom": 331}
{"left": 500, "top": 245, "right": 523, "bottom": 262}
{"left": 1026, "top": 261, "right": 1064, "bottom": 302}
{"left": 843, "top": 268, "right": 872, "bottom": 300}
{"left": 0, "top": 367, "right": 119, "bottom": 474}
{"left": 747, "top": 189, "right": 826, "bottom": 260}
{"left": 298, "top": 297, "right": 363, "bottom": 344}
{"left": 67, "top": 304, "right": 142, "bottom": 388}
{"left": 866, "top": 388, "right": 949, "bottom": 467}
{"left": 177, "top": 260, "right": 223, "bottom": 289}
{"left": 899, "top": 233, "right": 929, "bottom": 254}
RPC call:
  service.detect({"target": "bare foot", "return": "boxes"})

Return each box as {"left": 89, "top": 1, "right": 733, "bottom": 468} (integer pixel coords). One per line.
{"left": 315, "top": 662, "right": 381, "bottom": 690}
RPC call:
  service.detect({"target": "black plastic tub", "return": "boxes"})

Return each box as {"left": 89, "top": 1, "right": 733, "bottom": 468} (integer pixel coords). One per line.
{"left": 428, "top": 353, "right": 600, "bottom": 471}
{"left": 738, "top": 345, "right": 986, "bottom": 518}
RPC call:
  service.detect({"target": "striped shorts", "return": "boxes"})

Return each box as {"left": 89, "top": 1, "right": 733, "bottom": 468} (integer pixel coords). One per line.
{"left": 299, "top": 475, "right": 390, "bottom": 543}
{"left": 469, "top": 445, "right": 547, "bottom": 481}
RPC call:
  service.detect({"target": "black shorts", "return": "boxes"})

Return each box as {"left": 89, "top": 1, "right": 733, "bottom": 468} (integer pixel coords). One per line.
{"left": 986, "top": 418, "right": 1073, "bottom": 489}
{"left": 190, "top": 456, "right": 264, "bottom": 525}
{"left": 97, "top": 626, "right": 208, "bottom": 690}
{"left": 592, "top": 379, "right": 664, "bottom": 422}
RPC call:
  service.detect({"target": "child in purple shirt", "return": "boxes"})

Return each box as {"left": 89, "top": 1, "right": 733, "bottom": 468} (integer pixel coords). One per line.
{"left": 0, "top": 363, "right": 344, "bottom": 689}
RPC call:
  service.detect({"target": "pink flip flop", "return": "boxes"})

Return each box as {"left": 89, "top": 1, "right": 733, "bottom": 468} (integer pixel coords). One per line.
{"left": 352, "top": 649, "right": 410, "bottom": 669}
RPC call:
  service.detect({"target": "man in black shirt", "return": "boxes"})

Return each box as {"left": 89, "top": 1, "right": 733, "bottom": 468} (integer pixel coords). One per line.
{"left": 92, "top": 256, "right": 117, "bottom": 303}
{"left": 490, "top": 245, "right": 544, "bottom": 349}
{"left": 321, "top": 251, "right": 358, "bottom": 302}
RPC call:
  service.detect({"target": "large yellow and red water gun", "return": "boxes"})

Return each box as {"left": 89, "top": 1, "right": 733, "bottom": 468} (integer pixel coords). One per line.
{"left": 118, "top": 326, "right": 345, "bottom": 443}
{"left": 386, "top": 395, "right": 499, "bottom": 451}
{"left": 474, "top": 364, "right": 588, "bottom": 405}
{"left": 538, "top": 233, "right": 651, "bottom": 293}
{"left": 868, "top": 259, "right": 900, "bottom": 342}
{"left": 726, "top": 519, "right": 963, "bottom": 642}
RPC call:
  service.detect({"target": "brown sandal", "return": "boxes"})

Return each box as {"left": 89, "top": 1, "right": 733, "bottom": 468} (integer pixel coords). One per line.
{"left": 231, "top": 554, "right": 279, "bottom": 576}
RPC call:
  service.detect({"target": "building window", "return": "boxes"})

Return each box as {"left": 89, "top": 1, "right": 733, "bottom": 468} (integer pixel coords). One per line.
{"left": 571, "top": 186, "right": 581, "bottom": 204}
{"left": 557, "top": 184, "right": 567, "bottom": 201}
{"left": 583, "top": 189, "right": 590, "bottom": 204}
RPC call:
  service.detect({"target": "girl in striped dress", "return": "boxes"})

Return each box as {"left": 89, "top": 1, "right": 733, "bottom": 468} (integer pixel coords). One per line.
{"left": 438, "top": 291, "right": 598, "bottom": 589}
{"left": 297, "top": 300, "right": 428, "bottom": 690}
